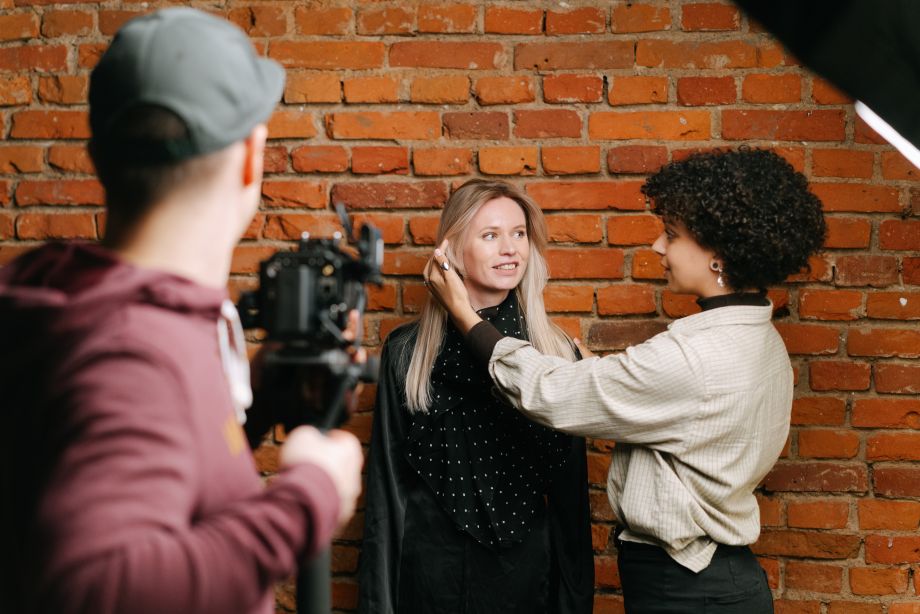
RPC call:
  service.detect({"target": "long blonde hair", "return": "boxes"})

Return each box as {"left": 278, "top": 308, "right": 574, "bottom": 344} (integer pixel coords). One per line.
{"left": 401, "top": 179, "right": 576, "bottom": 413}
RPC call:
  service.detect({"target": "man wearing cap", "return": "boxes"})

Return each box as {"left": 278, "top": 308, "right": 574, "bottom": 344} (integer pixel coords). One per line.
{"left": 0, "top": 8, "right": 362, "bottom": 614}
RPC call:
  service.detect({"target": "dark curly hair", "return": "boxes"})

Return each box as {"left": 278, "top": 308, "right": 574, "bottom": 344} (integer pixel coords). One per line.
{"left": 641, "top": 148, "right": 826, "bottom": 291}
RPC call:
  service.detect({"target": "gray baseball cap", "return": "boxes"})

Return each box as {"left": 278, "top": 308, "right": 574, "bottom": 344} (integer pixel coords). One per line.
{"left": 89, "top": 7, "right": 285, "bottom": 162}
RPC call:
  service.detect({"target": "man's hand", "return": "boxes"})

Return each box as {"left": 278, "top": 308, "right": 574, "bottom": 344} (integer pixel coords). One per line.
{"left": 424, "top": 240, "right": 482, "bottom": 335}
{"left": 281, "top": 426, "right": 363, "bottom": 527}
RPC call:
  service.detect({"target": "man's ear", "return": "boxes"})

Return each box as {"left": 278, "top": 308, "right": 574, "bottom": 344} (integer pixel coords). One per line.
{"left": 241, "top": 123, "right": 268, "bottom": 189}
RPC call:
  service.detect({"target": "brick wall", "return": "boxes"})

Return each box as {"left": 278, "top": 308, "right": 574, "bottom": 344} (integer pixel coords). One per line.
{"left": 2, "top": 1, "right": 919, "bottom": 612}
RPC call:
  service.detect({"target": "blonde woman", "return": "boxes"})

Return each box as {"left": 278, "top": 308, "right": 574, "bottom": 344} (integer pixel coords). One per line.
{"left": 357, "top": 180, "right": 594, "bottom": 614}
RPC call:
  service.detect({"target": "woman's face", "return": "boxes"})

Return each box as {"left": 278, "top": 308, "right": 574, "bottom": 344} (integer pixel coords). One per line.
{"left": 460, "top": 196, "right": 530, "bottom": 310}
{"left": 651, "top": 219, "right": 724, "bottom": 297}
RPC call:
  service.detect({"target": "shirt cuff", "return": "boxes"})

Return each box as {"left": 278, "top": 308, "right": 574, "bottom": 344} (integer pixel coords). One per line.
{"left": 465, "top": 320, "right": 505, "bottom": 367}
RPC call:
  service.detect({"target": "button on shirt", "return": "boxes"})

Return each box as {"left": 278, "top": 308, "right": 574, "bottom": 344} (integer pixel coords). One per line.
{"left": 467, "top": 298, "right": 792, "bottom": 572}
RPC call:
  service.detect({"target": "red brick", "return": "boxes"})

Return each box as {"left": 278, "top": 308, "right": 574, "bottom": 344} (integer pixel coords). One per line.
{"left": 41, "top": 9, "right": 92, "bottom": 36}
{"left": 400, "top": 283, "right": 428, "bottom": 313}
{"left": 824, "top": 217, "right": 871, "bottom": 249}
{"left": 0, "top": 74, "right": 31, "bottom": 106}
{"left": 788, "top": 500, "right": 850, "bottom": 530}
{"left": 587, "top": 320, "right": 667, "bottom": 351}
{"left": 269, "top": 42, "right": 384, "bottom": 69}
{"left": 873, "top": 467, "right": 920, "bottom": 498}
{"left": 787, "top": 255, "right": 833, "bottom": 284}
{"left": 592, "top": 524, "right": 612, "bottom": 551}
{"left": 326, "top": 112, "right": 439, "bottom": 140}
{"left": 875, "top": 363, "right": 920, "bottom": 394}
{"left": 867, "top": 292, "right": 920, "bottom": 320}
{"left": 15, "top": 179, "right": 103, "bottom": 206}
{"left": 774, "top": 602, "right": 822, "bottom": 614}
{"left": 390, "top": 41, "right": 503, "bottom": 69}
{"left": 544, "top": 284, "right": 595, "bottom": 313}
{"left": 593, "top": 594, "right": 626, "bottom": 614}
{"left": 594, "top": 555, "right": 622, "bottom": 590}
{"left": 834, "top": 255, "right": 900, "bottom": 287}
{"left": 809, "top": 360, "right": 871, "bottom": 391}
{"left": 263, "top": 213, "right": 344, "bottom": 241}
{"left": 797, "top": 430, "right": 859, "bottom": 460}
{"left": 890, "top": 603, "right": 920, "bottom": 614}
{"left": 47, "top": 144, "right": 93, "bottom": 174}
{"left": 527, "top": 181, "right": 645, "bottom": 211}
{"left": 546, "top": 8, "right": 606, "bottom": 35}
{"left": 589, "top": 111, "right": 710, "bottom": 140}
{"left": 850, "top": 567, "right": 910, "bottom": 595}
{"left": 752, "top": 530, "right": 861, "bottom": 559}
{"left": 10, "top": 110, "right": 89, "bottom": 139}
{"left": 827, "top": 603, "right": 883, "bottom": 614}
{"left": 677, "top": 76, "right": 735, "bottom": 106}
{"left": 267, "top": 110, "right": 317, "bottom": 139}
{"left": 474, "top": 76, "right": 533, "bottom": 106}
{"left": 608, "top": 76, "right": 668, "bottom": 105}
{"left": 97, "top": 9, "right": 145, "bottom": 35}
{"left": 681, "top": 3, "right": 739, "bottom": 31}
{"left": 774, "top": 323, "right": 839, "bottom": 355}
{"left": 350, "top": 214, "right": 404, "bottom": 246}
{"left": 547, "top": 248, "right": 625, "bottom": 280}
{"left": 411, "top": 75, "right": 469, "bottom": 105}
{"left": 611, "top": 3, "right": 671, "bottom": 33}
{"left": 514, "top": 109, "right": 581, "bottom": 138}
{"left": 76, "top": 43, "right": 106, "bottom": 69}
{"left": 637, "top": 40, "right": 756, "bottom": 69}
{"left": 764, "top": 461, "right": 868, "bottom": 493}
{"left": 261, "top": 181, "right": 326, "bottom": 209}
{"left": 0, "top": 12, "right": 38, "bottom": 40}
{"left": 855, "top": 115, "right": 890, "bottom": 145}
{"left": 865, "top": 535, "right": 920, "bottom": 564}
{"left": 356, "top": 7, "right": 413, "bottom": 35}
{"left": 867, "top": 432, "right": 920, "bottom": 461}
{"left": 226, "top": 6, "right": 286, "bottom": 36}
{"left": 0, "top": 213, "right": 12, "bottom": 239}
{"left": 880, "top": 219, "right": 920, "bottom": 251}
{"left": 284, "top": 73, "right": 341, "bottom": 104}
{"left": 812, "top": 149, "right": 874, "bottom": 178}
{"left": 742, "top": 74, "right": 801, "bottom": 103}
{"left": 791, "top": 397, "right": 846, "bottom": 426}
{"left": 848, "top": 328, "right": 920, "bottom": 358}
{"left": 412, "top": 148, "right": 471, "bottom": 177}
{"left": 858, "top": 499, "right": 920, "bottom": 530}
{"left": 343, "top": 76, "right": 399, "bottom": 104}
{"left": 798, "top": 289, "right": 862, "bottom": 321}
{"left": 0, "top": 245, "right": 31, "bottom": 265}
{"left": 813, "top": 183, "right": 901, "bottom": 213}
{"left": 907, "top": 257, "right": 920, "bottom": 285}
{"left": 16, "top": 212, "right": 96, "bottom": 240}
{"left": 543, "top": 74, "right": 603, "bottom": 103}
{"left": 484, "top": 7, "right": 542, "bottom": 35}
{"left": 351, "top": 147, "right": 409, "bottom": 175}
{"left": 757, "top": 495, "right": 782, "bottom": 526}
{"left": 294, "top": 7, "right": 353, "bottom": 35}
{"left": 881, "top": 150, "right": 919, "bottom": 180}
{"left": 631, "top": 249, "right": 666, "bottom": 280}
{"left": 443, "top": 112, "right": 508, "bottom": 140}
{"left": 515, "top": 42, "right": 634, "bottom": 71}
{"left": 291, "top": 146, "right": 348, "bottom": 174}
{"left": 607, "top": 145, "right": 668, "bottom": 174}
{"left": 331, "top": 181, "right": 447, "bottom": 210}
{"left": 0, "top": 145, "right": 43, "bottom": 173}
{"left": 417, "top": 4, "right": 476, "bottom": 34}
{"left": 542, "top": 146, "right": 600, "bottom": 176}
{"left": 661, "top": 291, "right": 700, "bottom": 318}
{"left": 597, "top": 285, "right": 656, "bottom": 315}
{"left": 407, "top": 216, "right": 439, "bottom": 246}
{"left": 722, "top": 110, "right": 845, "bottom": 141}
{"left": 811, "top": 77, "right": 852, "bottom": 105}
{"left": 784, "top": 561, "right": 842, "bottom": 593}
{"left": 478, "top": 147, "right": 537, "bottom": 176}
{"left": 37, "top": 75, "right": 88, "bottom": 105}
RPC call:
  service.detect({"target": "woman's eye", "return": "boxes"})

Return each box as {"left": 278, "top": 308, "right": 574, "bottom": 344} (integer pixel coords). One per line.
{"left": 514, "top": 231, "right": 526, "bottom": 239}
{"left": 482, "top": 232, "right": 496, "bottom": 240}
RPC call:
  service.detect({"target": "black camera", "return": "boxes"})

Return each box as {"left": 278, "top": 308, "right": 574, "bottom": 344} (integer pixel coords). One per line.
{"left": 238, "top": 204, "right": 383, "bottom": 430}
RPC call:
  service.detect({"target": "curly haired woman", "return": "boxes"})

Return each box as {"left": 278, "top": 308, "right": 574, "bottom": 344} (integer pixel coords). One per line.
{"left": 426, "top": 149, "right": 827, "bottom": 613}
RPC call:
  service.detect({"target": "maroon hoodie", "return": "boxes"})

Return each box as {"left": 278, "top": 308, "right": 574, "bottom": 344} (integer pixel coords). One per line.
{"left": 0, "top": 243, "right": 339, "bottom": 614}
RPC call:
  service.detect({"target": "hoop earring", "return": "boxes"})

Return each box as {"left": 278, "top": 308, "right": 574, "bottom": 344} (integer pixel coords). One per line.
{"left": 710, "top": 261, "right": 725, "bottom": 288}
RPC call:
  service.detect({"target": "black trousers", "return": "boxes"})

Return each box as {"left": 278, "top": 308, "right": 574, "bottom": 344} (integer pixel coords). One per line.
{"left": 616, "top": 538, "right": 773, "bottom": 614}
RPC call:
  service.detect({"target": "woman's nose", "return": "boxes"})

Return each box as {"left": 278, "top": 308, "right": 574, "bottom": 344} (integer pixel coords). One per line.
{"left": 651, "top": 232, "right": 667, "bottom": 255}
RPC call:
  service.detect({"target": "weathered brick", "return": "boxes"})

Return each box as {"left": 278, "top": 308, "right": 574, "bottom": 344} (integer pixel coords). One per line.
{"left": 0, "top": 74, "right": 31, "bottom": 106}
{"left": 850, "top": 567, "right": 910, "bottom": 596}
{"left": 543, "top": 74, "right": 603, "bottom": 103}
{"left": 597, "top": 284, "right": 656, "bottom": 315}
{"left": 351, "top": 147, "right": 409, "bottom": 175}
{"left": 478, "top": 147, "right": 537, "bottom": 176}
{"left": 791, "top": 397, "right": 846, "bottom": 426}
{"left": 47, "top": 144, "right": 93, "bottom": 174}
{"left": 350, "top": 213, "right": 404, "bottom": 246}
{"left": 763, "top": 461, "right": 868, "bottom": 493}
{"left": 98, "top": 9, "right": 144, "bottom": 35}
{"left": 326, "top": 112, "right": 439, "bottom": 140}
{"left": 284, "top": 73, "right": 341, "bottom": 104}
{"left": 390, "top": 42, "right": 503, "bottom": 69}
{"left": 866, "top": 291, "right": 920, "bottom": 320}
{"left": 411, "top": 75, "right": 469, "bottom": 105}
{"left": 594, "top": 554, "right": 620, "bottom": 589}
{"left": 417, "top": 4, "right": 476, "bottom": 34}
{"left": 412, "top": 148, "right": 471, "bottom": 176}
{"left": 294, "top": 7, "right": 353, "bottom": 35}
{"left": 812, "top": 149, "right": 874, "bottom": 178}
{"left": 607, "top": 145, "right": 668, "bottom": 174}
{"left": 722, "top": 110, "right": 846, "bottom": 141}
{"left": 541, "top": 146, "right": 600, "bottom": 175}
{"left": 261, "top": 181, "right": 327, "bottom": 209}
{"left": 515, "top": 42, "right": 633, "bottom": 70}
{"left": 880, "top": 219, "right": 920, "bottom": 250}
{"left": 812, "top": 183, "right": 901, "bottom": 213}
{"left": 407, "top": 215, "right": 439, "bottom": 246}
{"left": 848, "top": 328, "right": 920, "bottom": 358}
{"left": 809, "top": 360, "right": 871, "bottom": 391}
{"left": 857, "top": 499, "right": 920, "bottom": 530}
{"left": 514, "top": 109, "right": 581, "bottom": 139}
{"left": 834, "top": 255, "right": 900, "bottom": 287}
{"left": 865, "top": 535, "right": 920, "bottom": 564}
{"left": 798, "top": 290, "right": 862, "bottom": 321}
{"left": 631, "top": 249, "right": 666, "bottom": 280}
{"left": 787, "top": 500, "right": 849, "bottom": 528}
{"left": 797, "top": 430, "right": 859, "bottom": 459}
{"left": 608, "top": 76, "right": 668, "bottom": 105}
{"left": 546, "top": 214, "right": 602, "bottom": 243}
{"left": 474, "top": 76, "right": 534, "bottom": 106}
{"left": 867, "top": 432, "right": 920, "bottom": 461}
{"left": 824, "top": 217, "right": 871, "bottom": 249}
{"left": 752, "top": 530, "right": 861, "bottom": 559}
{"left": 15, "top": 179, "right": 103, "bottom": 206}
{"left": 546, "top": 8, "right": 606, "bottom": 35}
{"left": 637, "top": 40, "right": 756, "bottom": 69}
{"left": 343, "top": 76, "right": 399, "bottom": 104}
{"left": 443, "top": 112, "right": 508, "bottom": 140}
{"left": 0, "top": 12, "right": 38, "bottom": 40}
{"left": 484, "top": 7, "right": 542, "bottom": 35}
{"left": 37, "top": 75, "right": 88, "bottom": 105}
{"left": 381, "top": 249, "right": 429, "bottom": 276}
{"left": 269, "top": 42, "right": 385, "bottom": 69}
{"left": 546, "top": 248, "right": 625, "bottom": 280}
{"left": 263, "top": 213, "right": 344, "bottom": 241}
{"left": 590, "top": 111, "right": 710, "bottom": 140}
{"left": 331, "top": 182, "right": 447, "bottom": 210}
{"left": 587, "top": 320, "right": 666, "bottom": 351}
{"left": 875, "top": 363, "right": 920, "bottom": 394}
{"left": 0, "top": 145, "right": 43, "bottom": 173}
{"left": 611, "top": 3, "right": 671, "bottom": 33}
{"left": 226, "top": 6, "right": 286, "bottom": 36}
{"left": 784, "top": 561, "right": 842, "bottom": 593}
{"left": 291, "top": 146, "right": 348, "bottom": 174}
{"left": 677, "top": 76, "right": 735, "bottom": 106}
{"left": 742, "top": 74, "right": 801, "bottom": 103}
{"left": 881, "top": 150, "right": 919, "bottom": 180}
{"left": 356, "top": 7, "right": 414, "bottom": 36}
{"left": 15, "top": 212, "right": 96, "bottom": 240}
{"left": 267, "top": 110, "right": 317, "bottom": 140}
{"left": 874, "top": 467, "right": 920, "bottom": 498}
{"left": 41, "top": 9, "right": 92, "bottom": 37}
{"left": 681, "top": 3, "right": 739, "bottom": 31}
{"left": 543, "top": 284, "right": 595, "bottom": 313}
{"left": 811, "top": 77, "right": 852, "bottom": 105}
{"left": 527, "top": 181, "right": 645, "bottom": 211}
{"left": 10, "top": 110, "right": 89, "bottom": 139}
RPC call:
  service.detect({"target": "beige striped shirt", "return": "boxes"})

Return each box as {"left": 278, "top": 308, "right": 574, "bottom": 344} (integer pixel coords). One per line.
{"left": 487, "top": 304, "right": 792, "bottom": 572}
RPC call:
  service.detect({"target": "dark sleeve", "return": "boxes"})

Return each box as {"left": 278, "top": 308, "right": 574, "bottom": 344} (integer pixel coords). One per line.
{"left": 547, "top": 436, "right": 596, "bottom": 614}
{"left": 357, "top": 336, "right": 412, "bottom": 614}
{"left": 466, "top": 320, "right": 505, "bottom": 367}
